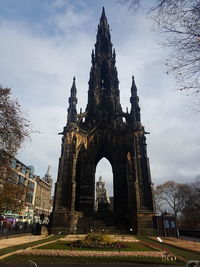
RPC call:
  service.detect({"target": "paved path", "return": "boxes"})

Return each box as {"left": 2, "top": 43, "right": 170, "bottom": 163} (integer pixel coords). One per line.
{"left": 151, "top": 237, "right": 200, "bottom": 253}
{"left": 0, "top": 235, "right": 47, "bottom": 249}
{"left": 0, "top": 263, "right": 185, "bottom": 267}
{"left": 16, "top": 248, "right": 165, "bottom": 258}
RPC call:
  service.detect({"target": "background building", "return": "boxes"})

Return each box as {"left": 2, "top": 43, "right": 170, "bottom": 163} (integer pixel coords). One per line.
{"left": 0, "top": 150, "right": 53, "bottom": 225}
{"left": 34, "top": 166, "right": 53, "bottom": 224}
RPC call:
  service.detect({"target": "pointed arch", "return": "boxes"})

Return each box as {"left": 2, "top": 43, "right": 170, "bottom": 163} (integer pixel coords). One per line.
{"left": 95, "top": 157, "right": 113, "bottom": 201}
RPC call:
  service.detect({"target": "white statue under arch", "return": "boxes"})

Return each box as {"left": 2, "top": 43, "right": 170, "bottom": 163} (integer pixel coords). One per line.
{"left": 96, "top": 176, "right": 110, "bottom": 211}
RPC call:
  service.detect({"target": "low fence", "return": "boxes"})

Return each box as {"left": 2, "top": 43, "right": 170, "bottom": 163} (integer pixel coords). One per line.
{"left": 0, "top": 223, "right": 32, "bottom": 237}
{"left": 179, "top": 230, "right": 200, "bottom": 239}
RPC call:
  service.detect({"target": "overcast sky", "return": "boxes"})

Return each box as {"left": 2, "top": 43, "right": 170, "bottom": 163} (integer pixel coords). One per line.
{"left": 0, "top": 0, "right": 199, "bottom": 196}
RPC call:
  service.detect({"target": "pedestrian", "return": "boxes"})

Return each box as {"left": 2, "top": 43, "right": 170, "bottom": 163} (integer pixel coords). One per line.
{"left": 3, "top": 220, "right": 8, "bottom": 235}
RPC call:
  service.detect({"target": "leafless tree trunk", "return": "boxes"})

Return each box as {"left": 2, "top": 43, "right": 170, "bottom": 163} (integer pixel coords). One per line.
{"left": 155, "top": 181, "right": 191, "bottom": 217}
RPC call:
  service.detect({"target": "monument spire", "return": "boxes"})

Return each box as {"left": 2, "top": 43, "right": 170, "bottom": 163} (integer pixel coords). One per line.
{"left": 67, "top": 77, "right": 77, "bottom": 123}
{"left": 95, "top": 7, "right": 112, "bottom": 57}
{"left": 100, "top": 7, "right": 109, "bottom": 28}
{"left": 130, "top": 75, "right": 141, "bottom": 123}
{"left": 71, "top": 77, "right": 77, "bottom": 97}
{"left": 85, "top": 8, "right": 122, "bottom": 127}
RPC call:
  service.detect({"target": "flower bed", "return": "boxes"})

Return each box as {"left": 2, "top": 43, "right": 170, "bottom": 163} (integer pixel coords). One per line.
{"left": 16, "top": 248, "right": 165, "bottom": 258}
{"left": 36, "top": 240, "right": 155, "bottom": 252}
{"left": 36, "top": 233, "right": 157, "bottom": 252}
{"left": 70, "top": 239, "right": 129, "bottom": 250}
{"left": 65, "top": 233, "right": 153, "bottom": 251}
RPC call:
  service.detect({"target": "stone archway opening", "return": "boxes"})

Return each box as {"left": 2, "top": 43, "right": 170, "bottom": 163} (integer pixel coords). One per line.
{"left": 95, "top": 157, "right": 113, "bottom": 213}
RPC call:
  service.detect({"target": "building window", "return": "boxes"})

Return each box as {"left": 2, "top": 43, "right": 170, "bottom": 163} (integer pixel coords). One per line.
{"left": 28, "top": 181, "right": 35, "bottom": 190}
{"left": 164, "top": 220, "right": 170, "bottom": 229}
{"left": 10, "top": 159, "right": 16, "bottom": 169}
{"left": 170, "top": 221, "right": 176, "bottom": 228}
{"left": 18, "top": 176, "right": 25, "bottom": 185}
{"left": 10, "top": 173, "right": 18, "bottom": 184}
{"left": 21, "top": 166, "right": 26, "bottom": 174}
{"left": 26, "top": 191, "right": 33, "bottom": 203}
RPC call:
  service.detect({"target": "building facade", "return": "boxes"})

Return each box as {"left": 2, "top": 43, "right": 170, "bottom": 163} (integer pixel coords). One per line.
{"left": 156, "top": 212, "right": 178, "bottom": 237}
{"left": 34, "top": 166, "right": 53, "bottom": 223}
{"left": 0, "top": 150, "right": 52, "bottom": 224}
{"left": 51, "top": 8, "right": 156, "bottom": 235}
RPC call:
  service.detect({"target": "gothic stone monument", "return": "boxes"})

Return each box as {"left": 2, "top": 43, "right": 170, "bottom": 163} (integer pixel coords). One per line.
{"left": 50, "top": 8, "right": 156, "bottom": 235}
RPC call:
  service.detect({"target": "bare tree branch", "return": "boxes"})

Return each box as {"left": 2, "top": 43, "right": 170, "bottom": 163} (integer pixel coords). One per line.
{"left": 155, "top": 181, "right": 191, "bottom": 217}
{"left": 118, "top": 0, "right": 200, "bottom": 96}
{"left": 0, "top": 86, "right": 31, "bottom": 155}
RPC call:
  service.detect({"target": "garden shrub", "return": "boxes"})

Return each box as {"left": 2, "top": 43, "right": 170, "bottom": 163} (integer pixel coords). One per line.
{"left": 85, "top": 232, "right": 111, "bottom": 245}
{"left": 68, "top": 232, "right": 129, "bottom": 250}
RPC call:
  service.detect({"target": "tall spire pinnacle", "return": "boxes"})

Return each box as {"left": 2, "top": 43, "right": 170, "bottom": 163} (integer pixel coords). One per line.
{"left": 86, "top": 8, "right": 122, "bottom": 127}
{"left": 100, "top": 7, "right": 108, "bottom": 28}
{"left": 130, "top": 75, "right": 141, "bottom": 123}
{"left": 94, "top": 7, "right": 112, "bottom": 57}
{"left": 131, "top": 75, "right": 138, "bottom": 96}
{"left": 102, "top": 6, "right": 105, "bottom": 16}
{"left": 44, "top": 165, "right": 52, "bottom": 183}
{"left": 46, "top": 165, "right": 51, "bottom": 176}
{"left": 67, "top": 77, "right": 77, "bottom": 124}
{"left": 91, "top": 49, "right": 95, "bottom": 64}
{"left": 71, "top": 76, "right": 77, "bottom": 98}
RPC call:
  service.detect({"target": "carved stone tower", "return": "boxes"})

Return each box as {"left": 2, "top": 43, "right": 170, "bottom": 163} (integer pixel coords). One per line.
{"left": 50, "top": 8, "right": 156, "bottom": 235}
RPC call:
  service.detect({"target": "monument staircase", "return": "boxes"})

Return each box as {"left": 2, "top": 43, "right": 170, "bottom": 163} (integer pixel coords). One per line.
{"left": 91, "top": 211, "right": 129, "bottom": 234}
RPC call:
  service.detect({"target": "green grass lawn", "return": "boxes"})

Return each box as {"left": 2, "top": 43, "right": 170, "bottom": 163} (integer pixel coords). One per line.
{"left": 137, "top": 236, "right": 200, "bottom": 262}
{"left": 36, "top": 240, "right": 156, "bottom": 251}
{"left": 2, "top": 235, "right": 193, "bottom": 265}
{"left": 3, "top": 254, "right": 182, "bottom": 265}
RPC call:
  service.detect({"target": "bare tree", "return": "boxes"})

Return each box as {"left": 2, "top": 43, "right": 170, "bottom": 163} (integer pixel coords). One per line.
{"left": 155, "top": 181, "right": 191, "bottom": 217}
{"left": 0, "top": 178, "right": 26, "bottom": 215}
{"left": 118, "top": 0, "right": 200, "bottom": 95}
{"left": 179, "top": 176, "right": 200, "bottom": 229}
{"left": 0, "top": 151, "right": 27, "bottom": 214}
{"left": 0, "top": 86, "right": 30, "bottom": 215}
{"left": 0, "top": 86, "right": 30, "bottom": 155}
